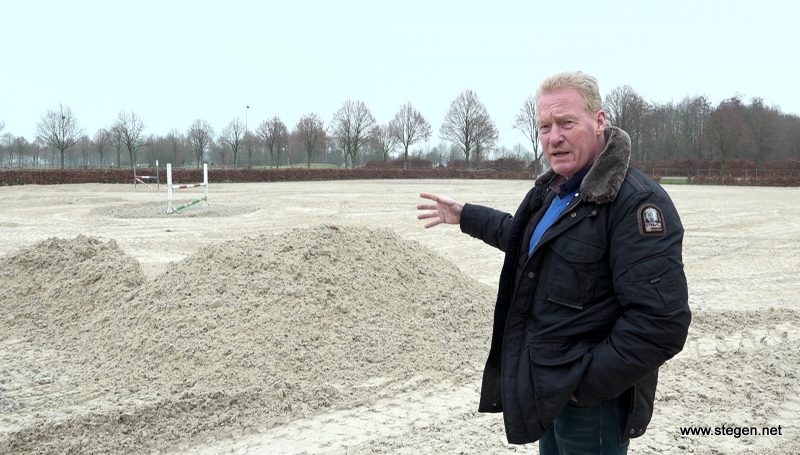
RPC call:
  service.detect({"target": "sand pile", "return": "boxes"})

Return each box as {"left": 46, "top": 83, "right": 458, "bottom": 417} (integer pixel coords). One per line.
{"left": 0, "top": 226, "right": 494, "bottom": 454}
{"left": 0, "top": 235, "right": 145, "bottom": 338}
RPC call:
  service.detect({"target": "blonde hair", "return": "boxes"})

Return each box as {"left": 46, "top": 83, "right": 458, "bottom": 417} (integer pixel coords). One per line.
{"left": 535, "top": 71, "right": 603, "bottom": 114}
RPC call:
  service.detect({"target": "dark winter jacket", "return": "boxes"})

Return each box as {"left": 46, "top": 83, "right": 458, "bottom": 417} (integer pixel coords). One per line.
{"left": 460, "top": 127, "right": 691, "bottom": 444}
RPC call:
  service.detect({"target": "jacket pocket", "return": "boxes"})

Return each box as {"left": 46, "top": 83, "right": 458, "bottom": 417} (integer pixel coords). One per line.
{"left": 523, "top": 341, "right": 593, "bottom": 428}
{"left": 624, "top": 368, "right": 659, "bottom": 439}
{"left": 620, "top": 255, "right": 688, "bottom": 310}
{"left": 542, "top": 236, "right": 606, "bottom": 310}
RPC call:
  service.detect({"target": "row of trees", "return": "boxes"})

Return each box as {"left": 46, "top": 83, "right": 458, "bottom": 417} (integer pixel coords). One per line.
{"left": 3, "top": 86, "right": 800, "bottom": 171}
{"left": 605, "top": 86, "right": 800, "bottom": 166}
{"left": 1, "top": 91, "right": 515, "bottom": 171}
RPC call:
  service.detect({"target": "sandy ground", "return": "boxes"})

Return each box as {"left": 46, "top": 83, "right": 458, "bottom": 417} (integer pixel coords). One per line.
{"left": 1, "top": 180, "right": 799, "bottom": 454}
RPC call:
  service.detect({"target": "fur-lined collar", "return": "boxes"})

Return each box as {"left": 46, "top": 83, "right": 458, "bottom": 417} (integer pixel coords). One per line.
{"left": 533, "top": 126, "right": 631, "bottom": 204}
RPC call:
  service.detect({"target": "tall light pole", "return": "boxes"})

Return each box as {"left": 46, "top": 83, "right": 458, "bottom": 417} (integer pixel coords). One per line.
{"left": 245, "top": 105, "right": 250, "bottom": 167}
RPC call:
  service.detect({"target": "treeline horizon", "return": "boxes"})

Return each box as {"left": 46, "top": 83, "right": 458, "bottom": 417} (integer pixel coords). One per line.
{"left": 1, "top": 85, "right": 799, "bottom": 170}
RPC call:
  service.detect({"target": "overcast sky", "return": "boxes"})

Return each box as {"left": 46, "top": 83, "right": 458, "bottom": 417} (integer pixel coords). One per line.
{"left": 1, "top": 0, "right": 797, "bottom": 150}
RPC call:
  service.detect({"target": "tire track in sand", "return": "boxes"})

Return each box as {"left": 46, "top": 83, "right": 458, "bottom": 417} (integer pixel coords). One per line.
{"left": 182, "top": 381, "right": 478, "bottom": 455}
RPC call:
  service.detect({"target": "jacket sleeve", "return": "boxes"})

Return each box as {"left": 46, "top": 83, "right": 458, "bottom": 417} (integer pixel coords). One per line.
{"left": 573, "top": 188, "right": 691, "bottom": 405}
{"left": 459, "top": 203, "right": 514, "bottom": 252}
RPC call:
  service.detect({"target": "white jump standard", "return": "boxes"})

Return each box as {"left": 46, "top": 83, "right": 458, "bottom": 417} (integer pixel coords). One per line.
{"left": 165, "top": 163, "right": 208, "bottom": 214}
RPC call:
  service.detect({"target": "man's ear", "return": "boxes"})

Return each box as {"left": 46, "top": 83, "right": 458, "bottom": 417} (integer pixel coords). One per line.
{"left": 595, "top": 110, "right": 607, "bottom": 134}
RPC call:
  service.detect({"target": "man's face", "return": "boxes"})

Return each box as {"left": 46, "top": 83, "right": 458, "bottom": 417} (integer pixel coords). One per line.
{"left": 537, "top": 88, "right": 606, "bottom": 179}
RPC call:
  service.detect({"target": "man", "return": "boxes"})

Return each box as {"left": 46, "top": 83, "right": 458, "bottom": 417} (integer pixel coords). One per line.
{"left": 417, "top": 71, "right": 690, "bottom": 454}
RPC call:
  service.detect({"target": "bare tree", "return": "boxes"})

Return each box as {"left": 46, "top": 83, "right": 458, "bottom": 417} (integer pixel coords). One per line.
{"left": 0, "top": 120, "right": 6, "bottom": 165}
{"left": 113, "top": 111, "right": 146, "bottom": 172}
{"left": 220, "top": 117, "right": 245, "bottom": 167}
{"left": 371, "top": 123, "right": 398, "bottom": 165}
{"left": 440, "top": 90, "right": 496, "bottom": 169}
{"left": 1, "top": 133, "right": 12, "bottom": 166}
{"left": 294, "top": 113, "right": 326, "bottom": 169}
{"left": 215, "top": 139, "right": 230, "bottom": 165}
{"left": 473, "top": 114, "right": 499, "bottom": 166}
{"left": 331, "top": 100, "right": 377, "bottom": 168}
{"left": 512, "top": 143, "right": 531, "bottom": 160}
{"left": 36, "top": 103, "right": 84, "bottom": 169}
{"left": 746, "top": 97, "right": 781, "bottom": 162}
{"left": 705, "top": 97, "right": 750, "bottom": 170}
{"left": 605, "top": 85, "right": 649, "bottom": 161}
{"left": 110, "top": 126, "right": 125, "bottom": 168}
{"left": 641, "top": 102, "right": 677, "bottom": 161}
{"left": 187, "top": 119, "right": 214, "bottom": 166}
{"left": 257, "top": 116, "right": 289, "bottom": 168}
{"left": 141, "top": 134, "right": 159, "bottom": 167}
{"left": 605, "top": 85, "right": 648, "bottom": 132}
{"left": 93, "top": 128, "right": 110, "bottom": 167}
{"left": 514, "top": 95, "right": 542, "bottom": 171}
{"left": 12, "top": 136, "right": 29, "bottom": 168}
{"left": 778, "top": 114, "right": 800, "bottom": 159}
{"left": 390, "top": 103, "right": 431, "bottom": 170}
{"left": 244, "top": 131, "right": 257, "bottom": 167}
{"left": 670, "top": 96, "right": 711, "bottom": 160}
{"left": 685, "top": 96, "right": 710, "bottom": 159}
{"left": 78, "top": 135, "right": 91, "bottom": 167}
{"left": 636, "top": 96, "right": 710, "bottom": 162}
{"left": 28, "top": 137, "right": 44, "bottom": 168}
{"left": 166, "top": 129, "right": 184, "bottom": 166}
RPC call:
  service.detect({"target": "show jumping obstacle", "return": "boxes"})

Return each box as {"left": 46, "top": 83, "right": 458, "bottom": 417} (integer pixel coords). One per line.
{"left": 165, "top": 163, "right": 208, "bottom": 214}
{"left": 134, "top": 160, "right": 160, "bottom": 191}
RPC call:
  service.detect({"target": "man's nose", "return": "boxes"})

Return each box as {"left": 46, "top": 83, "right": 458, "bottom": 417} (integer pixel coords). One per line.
{"left": 548, "top": 126, "right": 563, "bottom": 145}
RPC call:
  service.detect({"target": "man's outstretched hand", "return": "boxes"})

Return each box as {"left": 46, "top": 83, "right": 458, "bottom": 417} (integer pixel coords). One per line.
{"left": 417, "top": 192, "right": 465, "bottom": 228}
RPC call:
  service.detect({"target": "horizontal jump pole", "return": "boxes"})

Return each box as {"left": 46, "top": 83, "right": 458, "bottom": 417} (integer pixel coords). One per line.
{"left": 134, "top": 177, "right": 155, "bottom": 190}
{"left": 171, "top": 183, "right": 207, "bottom": 189}
{"left": 133, "top": 160, "right": 161, "bottom": 191}
{"left": 134, "top": 162, "right": 160, "bottom": 191}
{"left": 173, "top": 198, "right": 203, "bottom": 212}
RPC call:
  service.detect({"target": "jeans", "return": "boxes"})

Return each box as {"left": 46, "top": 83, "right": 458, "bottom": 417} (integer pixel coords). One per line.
{"left": 538, "top": 396, "right": 629, "bottom": 455}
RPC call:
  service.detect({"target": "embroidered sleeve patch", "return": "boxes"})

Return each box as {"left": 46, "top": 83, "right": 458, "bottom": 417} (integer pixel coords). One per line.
{"left": 637, "top": 203, "right": 666, "bottom": 236}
